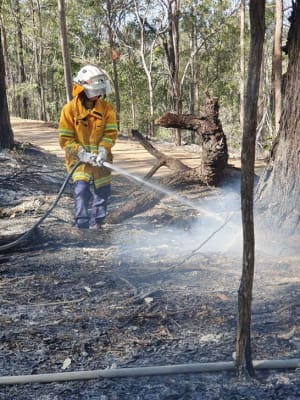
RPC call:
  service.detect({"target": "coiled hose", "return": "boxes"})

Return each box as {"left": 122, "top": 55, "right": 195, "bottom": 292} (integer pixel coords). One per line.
{"left": 0, "top": 161, "right": 82, "bottom": 252}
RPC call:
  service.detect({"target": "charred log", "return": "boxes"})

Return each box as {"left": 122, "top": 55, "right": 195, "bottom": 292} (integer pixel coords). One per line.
{"left": 155, "top": 97, "right": 228, "bottom": 181}
{"left": 108, "top": 166, "right": 206, "bottom": 224}
{"left": 131, "top": 129, "right": 189, "bottom": 178}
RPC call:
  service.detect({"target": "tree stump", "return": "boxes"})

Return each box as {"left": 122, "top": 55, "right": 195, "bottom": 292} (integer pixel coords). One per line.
{"left": 155, "top": 97, "right": 228, "bottom": 183}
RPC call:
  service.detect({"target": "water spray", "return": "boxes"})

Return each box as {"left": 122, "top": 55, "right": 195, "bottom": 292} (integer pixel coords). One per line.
{"left": 102, "top": 161, "right": 230, "bottom": 223}
{"left": 0, "top": 159, "right": 239, "bottom": 252}
{"left": 101, "top": 160, "right": 242, "bottom": 254}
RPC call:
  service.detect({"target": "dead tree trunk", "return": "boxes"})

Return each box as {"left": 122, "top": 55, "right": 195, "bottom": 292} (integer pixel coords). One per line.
{"left": 108, "top": 97, "right": 228, "bottom": 224}
{"left": 155, "top": 97, "right": 228, "bottom": 182}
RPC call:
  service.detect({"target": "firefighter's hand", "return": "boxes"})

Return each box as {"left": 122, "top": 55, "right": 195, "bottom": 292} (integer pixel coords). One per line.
{"left": 78, "top": 147, "right": 98, "bottom": 166}
{"left": 96, "top": 146, "right": 107, "bottom": 166}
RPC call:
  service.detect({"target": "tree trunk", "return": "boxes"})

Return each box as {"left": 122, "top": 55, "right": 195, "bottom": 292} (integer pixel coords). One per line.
{"left": 170, "top": 0, "right": 181, "bottom": 146}
{"left": 272, "top": 0, "right": 283, "bottom": 134}
{"left": 14, "top": 0, "right": 29, "bottom": 119}
{"left": 0, "top": 28, "right": 14, "bottom": 149}
{"left": 240, "top": 0, "right": 245, "bottom": 133}
{"left": 255, "top": 1, "right": 300, "bottom": 235}
{"left": 30, "top": 0, "right": 47, "bottom": 121}
{"left": 134, "top": 1, "right": 156, "bottom": 137}
{"left": 108, "top": 97, "right": 228, "bottom": 224}
{"left": 58, "top": 0, "right": 72, "bottom": 102}
{"left": 162, "top": 0, "right": 181, "bottom": 145}
{"left": 236, "top": 0, "right": 265, "bottom": 378}
{"left": 106, "top": 0, "right": 121, "bottom": 129}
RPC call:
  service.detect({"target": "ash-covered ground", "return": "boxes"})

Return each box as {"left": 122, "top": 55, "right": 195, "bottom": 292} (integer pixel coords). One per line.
{"left": 0, "top": 143, "right": 299, "bottom": 400}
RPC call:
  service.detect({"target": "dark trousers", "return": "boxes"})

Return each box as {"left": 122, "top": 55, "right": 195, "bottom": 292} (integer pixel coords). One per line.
{"left": 74, "top": 180, "right": 111, "bottom": 228}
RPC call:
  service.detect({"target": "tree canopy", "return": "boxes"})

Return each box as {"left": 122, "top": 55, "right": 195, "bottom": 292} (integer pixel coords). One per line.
{"left": 1, "top": 0, "right": 293, "bottom": 150}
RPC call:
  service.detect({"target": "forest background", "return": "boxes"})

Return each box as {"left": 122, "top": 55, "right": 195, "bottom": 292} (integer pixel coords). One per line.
{"left": 1, "top": 0, "right": 293, "bottom": 155}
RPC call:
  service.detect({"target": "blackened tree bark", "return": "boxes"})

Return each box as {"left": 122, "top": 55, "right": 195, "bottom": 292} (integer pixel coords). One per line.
{"left": 155, "top": 97, "right": 228, "bottom": 181}
{"left": 256, "top": 1, "right": 300, "bottom": 235}
{"left": 0, "top": 27, "right": 14, "bottom": 149}
{"left": 236, "top": 0, "right": 265, "bottom": 377}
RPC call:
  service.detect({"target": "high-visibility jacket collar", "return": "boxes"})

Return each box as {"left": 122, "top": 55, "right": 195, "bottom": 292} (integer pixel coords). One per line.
{"left": 73, "top": 97, "right": 104, "bottom": 121}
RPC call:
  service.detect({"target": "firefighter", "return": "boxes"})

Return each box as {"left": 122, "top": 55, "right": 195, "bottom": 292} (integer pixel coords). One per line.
{"left": 58, "top": 65, "right": 118, "bottom": 229}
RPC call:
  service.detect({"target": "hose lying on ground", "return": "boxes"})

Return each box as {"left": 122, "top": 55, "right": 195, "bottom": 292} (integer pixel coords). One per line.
{"left": 0, "top": 161, "right": 82, "bottom": 252}
{"left": 0, "top": 358, "right": 299, "bottom": 385}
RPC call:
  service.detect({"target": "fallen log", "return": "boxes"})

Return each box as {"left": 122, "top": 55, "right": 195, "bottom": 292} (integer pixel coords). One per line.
{"left": 131, "top": 129, "right": 189, "bottom": 178}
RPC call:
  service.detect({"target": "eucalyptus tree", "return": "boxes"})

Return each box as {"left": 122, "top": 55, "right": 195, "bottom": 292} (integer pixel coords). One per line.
{"left": 115, "top": 17, "right": 151, "bottom": 133}
{"left": 256, "top": 0, "right": 300, "bottom": 235}
{"left": 0, "top": 24, "right": 14, "bottom": 148}
{"left": 58, "top": 0, "right": 72, "bottom": 101}
{"left": 12, "top": 0, "right": 29, "bottom": 118}
{"left": 2, "top": 0, "right": 63, "bottom": 121}
{"left": 240, "top": 0, "right": 245, "bottom": 133}
{"left": 63, "top": 0, "right": 130, "bottom": 127}
{"left": 159, "top": 0, "right": 181, "bottom": 144}
{"left": 272, "top": 0, "right": 283, "bottom": 134}
{"left": 165, "top": 0, "right": 241, "bottom": 146}
{"left": 133, "top": 0, "right": 168, "bottom": 137}
{"left": 28, "top": 0, "right": 48, "bottom": 120}
{"left": 101, "top": 0, "right": 130, "bottom": 127}
{"left": 237, "top": 0, "right": 266, "bottom": 377}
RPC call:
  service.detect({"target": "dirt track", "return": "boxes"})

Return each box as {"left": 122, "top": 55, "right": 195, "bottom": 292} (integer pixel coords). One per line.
{"left": 0, "top": 118, "right": 299, "bottom": 399}
{"left": 10, "top": 117, "right": 204, "bottom": 176}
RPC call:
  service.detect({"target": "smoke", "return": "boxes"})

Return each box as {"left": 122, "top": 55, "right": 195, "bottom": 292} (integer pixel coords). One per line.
{"left": 111, "top": 164, "right": 289, "bottom": 264}
{"left": 113, "top": 185, "right": 244, "bottom": 264}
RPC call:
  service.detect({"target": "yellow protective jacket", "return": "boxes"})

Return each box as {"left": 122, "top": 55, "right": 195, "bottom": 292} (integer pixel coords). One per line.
{"left": 58, "top": 96, "right": 118, "bottom": 188}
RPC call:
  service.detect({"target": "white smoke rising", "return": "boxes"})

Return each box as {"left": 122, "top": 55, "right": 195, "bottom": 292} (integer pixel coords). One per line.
{"left": 114, "top": 185, "right": 244, "bottom": 263}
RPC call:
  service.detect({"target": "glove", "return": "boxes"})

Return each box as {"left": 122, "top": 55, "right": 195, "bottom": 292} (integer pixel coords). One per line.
{"left": 78, "top": 147, "right": 97, "bottom": 166}
{"left": 96, "top": 146, "right": 107, "bottom": 166}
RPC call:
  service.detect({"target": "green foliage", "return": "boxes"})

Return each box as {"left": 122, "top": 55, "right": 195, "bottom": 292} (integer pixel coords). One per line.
{"left": 2, "top": 0, "right": 291, "bottom": 151}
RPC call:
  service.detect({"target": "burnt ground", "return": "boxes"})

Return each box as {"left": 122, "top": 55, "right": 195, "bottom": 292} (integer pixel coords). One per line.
{"left": 0, "top": 127, "right": 299, "bottom": 399}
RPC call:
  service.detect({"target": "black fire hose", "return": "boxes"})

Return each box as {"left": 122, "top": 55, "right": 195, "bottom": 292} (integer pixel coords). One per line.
{"left": 0, "top": 161, "right": 82, "bottom": 252}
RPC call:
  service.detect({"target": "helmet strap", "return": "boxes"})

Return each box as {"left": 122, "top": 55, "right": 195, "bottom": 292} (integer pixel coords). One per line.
{"left": 79, "top": 92, "right": 98, "bottom": 109}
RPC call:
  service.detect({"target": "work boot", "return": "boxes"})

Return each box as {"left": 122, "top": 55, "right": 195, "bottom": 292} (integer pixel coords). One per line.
{"left": 89, "top": 223, "right": 102, "bottom": 230}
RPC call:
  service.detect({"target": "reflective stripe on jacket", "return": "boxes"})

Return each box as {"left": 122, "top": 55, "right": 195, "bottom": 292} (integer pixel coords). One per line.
{"left": 58, "top": 96, "right": 118, "bottom": 188}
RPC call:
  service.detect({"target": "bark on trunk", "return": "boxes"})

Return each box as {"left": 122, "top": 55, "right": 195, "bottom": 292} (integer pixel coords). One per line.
{"left": 236, "top": 0, "right": 265, "bottom": 378}
{"left": 255, "top": 1, "right": 300, "bottom": 235}
{"left": 58, "top": 0, "right": 72, "bottom": 102}
{"left": 272, "top": 0, "right": 283, "bottom": 134}
{"left": 0, "top": 28, "right": 14, "bottom": 149}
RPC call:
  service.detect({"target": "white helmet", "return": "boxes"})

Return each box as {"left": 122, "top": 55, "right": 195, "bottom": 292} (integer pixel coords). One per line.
{"left": 73, "top": 65, "right": 111, "bottom": 98}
